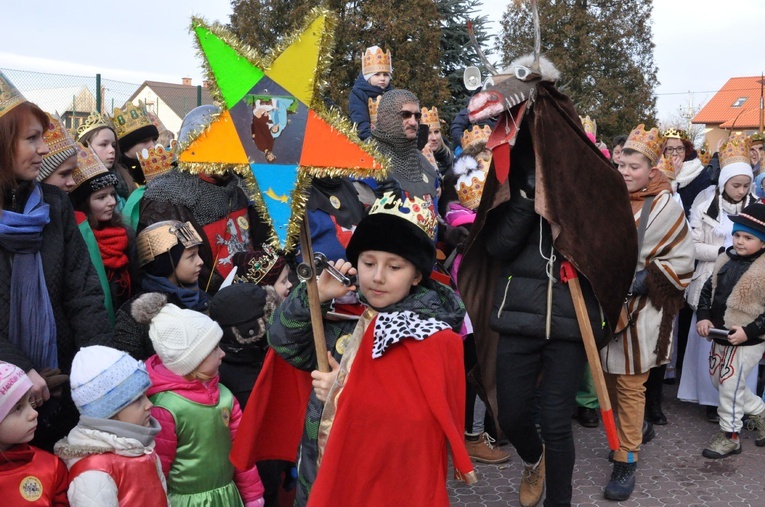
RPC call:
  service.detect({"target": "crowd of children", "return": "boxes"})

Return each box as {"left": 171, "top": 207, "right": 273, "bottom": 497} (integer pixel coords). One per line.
{"left": 3, "top": 39, "right": 765, "bottom": 507}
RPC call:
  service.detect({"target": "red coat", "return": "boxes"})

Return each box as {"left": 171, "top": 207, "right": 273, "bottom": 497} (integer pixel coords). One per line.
{"left": 0, "top": 444, "right": 68, "bottom": 506}
{"left": 307, "top": 325, "right": 473, "bottom": 507}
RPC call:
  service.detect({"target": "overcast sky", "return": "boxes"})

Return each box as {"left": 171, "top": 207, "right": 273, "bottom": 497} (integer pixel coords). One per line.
{"left": 2, "top": 0, "right": 762, "bottom": 127}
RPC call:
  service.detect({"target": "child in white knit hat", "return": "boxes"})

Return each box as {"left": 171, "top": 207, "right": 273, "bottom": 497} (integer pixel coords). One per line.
{"left": 0, "top": 362, "right": 69, "bottom": 505}
{"left": 54, "top": 345, "right": 168, "bottom": 506}
{"left": 133, "top": 293, "right": 265, "bottom": 507}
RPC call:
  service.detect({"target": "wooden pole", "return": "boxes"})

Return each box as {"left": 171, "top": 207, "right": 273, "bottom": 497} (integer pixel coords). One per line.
{"left": 561, "top": 261, "right": 620, "bottom": 451}
{"left": 298, "top": 217, "right": 329, "bottom": 372}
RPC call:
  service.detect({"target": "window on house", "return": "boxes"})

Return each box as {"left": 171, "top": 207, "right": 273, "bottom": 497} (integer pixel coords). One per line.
{"left": 732, "top": 97, "right": 747, "bottom": 108}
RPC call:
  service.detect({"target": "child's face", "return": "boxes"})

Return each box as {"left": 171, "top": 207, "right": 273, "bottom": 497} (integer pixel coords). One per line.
{"left": 368, "top": 72, "right": 391, "bottom": 88}
{"left": 42, "top": 154, "right": 77, "bottom": 192}
{"left": 171, "top": 246, "right": 204, "bottom": 286}
{"left": 274, "top": 264, "right": 293, "bottom": 299}
{"left": 196, "top": 345, "right": 225, "bottom": 378}
{"left": 357, "top": 250, "right": 422, "bottom": 309}
{"left": 112, "top": 393, "right": 153, "bottom": 427}
{"left": 618, "top": 152, "right": 657, "bottom": 193}
{"left": 88, "top": 186, "right": 117, "bottom": 223}
{"left": 0, "top": 390, "right": 37, "bottom": 451}
{"left": 732, "top": 230, "right": 765, "bottom": 257}
{"left": 89, "top": 128, "right": 117, "bottom": 169}
{"left": 723, "top": 175, "right": 751, "bottom": 203}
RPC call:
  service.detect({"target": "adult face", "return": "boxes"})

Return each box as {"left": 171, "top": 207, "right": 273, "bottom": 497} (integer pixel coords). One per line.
{"left": 400, "top": 102, "right": 420, "bottom": 140}
{"left": 612, "top": 144, "right": 623, "bottom": 164}
{"left": 750, "top": 143, "right": 764, "bottom": 166}
{"left": 664, "top": 138, "right": 685, "bottom": 173}
{"left": 427, "top": 126, "right": 442, "bottom": 151}
{"left": 13, "top": 117, "right": 49, "bottom": 181}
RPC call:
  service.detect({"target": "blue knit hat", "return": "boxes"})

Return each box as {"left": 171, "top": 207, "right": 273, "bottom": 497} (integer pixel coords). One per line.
{"left": 70, "top": 346, "right": 151, "bottom": 419}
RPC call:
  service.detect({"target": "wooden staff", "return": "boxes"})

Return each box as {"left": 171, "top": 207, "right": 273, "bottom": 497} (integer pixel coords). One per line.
{"left": 560, "top": 260, "right": 620, "bottom": 451}
{"left": 298, "top": 217, "right": 330, "bottom": 372}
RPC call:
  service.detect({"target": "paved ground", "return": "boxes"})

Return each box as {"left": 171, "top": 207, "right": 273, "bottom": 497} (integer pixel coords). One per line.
{"left": 447, "top": 383, "right": 765, "bottom": 506}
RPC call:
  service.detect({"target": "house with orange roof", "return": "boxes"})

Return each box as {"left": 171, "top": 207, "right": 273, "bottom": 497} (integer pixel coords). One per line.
{"left": 692, "top": 75, "right": 764, "bottom": 150}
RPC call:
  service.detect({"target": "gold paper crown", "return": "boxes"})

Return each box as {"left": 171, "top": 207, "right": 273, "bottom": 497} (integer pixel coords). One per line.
{"left": 42, "top": 114, "right": 77, "bottom": 162}
{"left": 457, "top": 174, "right": 486, "bottom": 210}
{"left": 624, "top": 124, "right": 664, "bottom": 166}
{"left": 111, "top": 100, "right": 152, "bottom": 140}
{"left": 138, "top": 141, "right": 176, "bottom": 183}
{"left": 0, "top": 70, "right": 26, "bottom": 118}
{"left": 662, "top": 128, "right": 687, "bottom": 140}
{"left": 749, "top": 132, "right": 765, "bottom": 145}
{"left": 698, "top": 142, "right": 713, "bottom": 166}
{"left": 719, "top": 132, "right": 751, "bottom": 168}
{"left": 369, "top": 191, "right": 438, "bottom": 240}
{"left": 147, "top": 111, "right": 167, "bottom": 133}
{"left": 658, "top": 155, "right": 675, "bottom": 180}
{"left": 72, "top": 142, "right": 110, "bottom": 191}
{"left": 421, "top": 107, "right": 440, "bottom": 129}
{"left": 579, "top": 115, "right": 597, "bottom": 137}
{"left": 368, "top": 96, "right": 381, "bottom": 127}
{"left": 421, "top": 145, "right": 438, "bottom": 170}
{"left": 137, "top": 220, "right": 204, "bottom": 267}
{"left": 461, "top": 125, "right": 492, "bottom": 150}
{"left": 362, "top": 46, "right": 392, "bottom": 76}
{"left": 233, "top": 243, "right": 281, "bottom": 285}
{"left": 75, "top": 111, "right": 112, "bottom": 141}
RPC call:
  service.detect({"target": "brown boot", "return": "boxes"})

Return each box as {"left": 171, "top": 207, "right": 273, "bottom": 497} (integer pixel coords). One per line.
{"left": 519, "top": 448, "right": 545, "bottom": 507}
{"left": 465, "top": 433, "right": 511, "bottom": 464}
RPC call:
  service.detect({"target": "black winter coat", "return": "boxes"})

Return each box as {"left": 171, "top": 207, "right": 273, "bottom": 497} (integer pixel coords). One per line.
{"left": 484, "top": 193, "right": 606, "bottom": 345}
{"left": 0, "top": 182, "right": 112, "bottom": 373}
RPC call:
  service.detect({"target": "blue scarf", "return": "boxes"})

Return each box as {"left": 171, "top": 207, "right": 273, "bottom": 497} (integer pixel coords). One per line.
{"left": 141, "top": 273, "right": 208, "bottom": 311}
{"left": 0, "top": 185, "right": 57, "bottom": 369}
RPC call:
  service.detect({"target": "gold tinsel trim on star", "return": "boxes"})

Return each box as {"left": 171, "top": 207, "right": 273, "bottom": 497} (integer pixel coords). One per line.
{"left": 174, "top": 108, "right": 221, "bottom": 159}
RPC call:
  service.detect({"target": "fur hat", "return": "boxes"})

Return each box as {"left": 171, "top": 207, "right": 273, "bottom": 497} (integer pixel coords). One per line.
{"left": 209, "top": 284, "right": 278, "bottom": 347}
{"left": 0, "top": 363, "right": 33, "bottom": 422}
{"left": 70, "top": 346, "right": 150, "bottom": 419}
{"left": 730, "top": 203, "right": 765, "bottom": 243}
{"left": 132, "top": 293, "right": 222, "bottom": 376}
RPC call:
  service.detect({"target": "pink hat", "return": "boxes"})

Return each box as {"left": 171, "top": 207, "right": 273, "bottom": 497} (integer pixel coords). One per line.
{"left": 0, "top": 363, "right": 33, "bottom": 421}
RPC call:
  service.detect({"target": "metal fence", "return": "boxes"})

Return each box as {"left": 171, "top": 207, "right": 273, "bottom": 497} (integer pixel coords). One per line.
{"left": 1, "top": 68, "right": 212, "bottom": 136}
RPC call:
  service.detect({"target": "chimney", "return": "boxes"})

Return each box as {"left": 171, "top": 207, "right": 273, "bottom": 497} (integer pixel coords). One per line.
{"left": 182, "top": 77, "right": 192, "bottom": 86}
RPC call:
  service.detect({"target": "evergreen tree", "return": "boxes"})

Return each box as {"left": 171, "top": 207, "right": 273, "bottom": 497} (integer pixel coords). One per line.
{"left": 499, "top": 0, "right": 658, "bottom": 143}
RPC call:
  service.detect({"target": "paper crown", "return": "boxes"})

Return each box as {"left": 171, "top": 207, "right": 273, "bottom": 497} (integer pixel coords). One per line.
{"left": 137, "top": 220, "right": 203, "bottom": 267}
{"left": 138, "top": 141, "right": 176, "bottom": 183}
{"left": 368, "top": 191, "right": 437, "bottom": 240}
{"left": 0, "top": 70, "right": 26, "bottom": 118}
{"left": 233, "top": 243, "right": 280, "bottom": 285}
{"left": 658, "top": 155, "right": 675, "bottom": 180}
{"left": 367, "top": 95, "right": 381, "bottom": 127}
{"left": 111, "top": 100, "right": 153, "bottom": 140}
{"left": 362, "top": 46, "right": 392, "bottom": 76}
{"left": 624, "top": 124, "right": 664, "bottom": 166}
{"left": 662, "top": 128, "right": 687, "bottom": 140}
{"left": 421, "top": 145, "right": 438, "bottom": 170}
{"left": 147, "top": 111, "right": 167, "bottom": 133}
{"left": 579, "top": 115, "right": 597, "bottom": 137}
{"left": 40, "top": 114, "right": 77, "bottom": 180}
{"left": 461, "top": 124, "right": 492, "bottom": 151}
{"left": 75, "top": 111, "right": 113, "bottom": 141}
{"left": 72, "top": 142, "right": 111, "bottom": 191}
{"left": 421, "top": 107, "right": 440, "bottom": 129}
{"left": 454, "top": 156, "right": 487, "bottom": 210}
{"left": 749, "top": 131, "right": 765, "bottom": 146}
{"left": 698, "top": 142, "right": 713, "bottom": 166}
{"left": 719, "top": 132, "right": 751, "bottom": 168}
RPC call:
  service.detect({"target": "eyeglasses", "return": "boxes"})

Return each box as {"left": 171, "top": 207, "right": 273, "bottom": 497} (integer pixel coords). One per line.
{"left": 664, "top": 146, "right": 685, "bottom": 154}
{"left": 400, "top": 111, "right": 422, "bottom": 121}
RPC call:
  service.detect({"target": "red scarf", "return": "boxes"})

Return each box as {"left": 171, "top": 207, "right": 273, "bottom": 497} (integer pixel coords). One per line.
{"left": 93, "top": 225, "right": 131, "bottom": 297}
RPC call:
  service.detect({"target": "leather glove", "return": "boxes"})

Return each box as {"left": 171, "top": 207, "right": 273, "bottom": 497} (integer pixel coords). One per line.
{"left": 374, "top": 178, "right": 405, "bottom": 200}
{"left": 441, "top": 224, "right": 470, "bottom": 249}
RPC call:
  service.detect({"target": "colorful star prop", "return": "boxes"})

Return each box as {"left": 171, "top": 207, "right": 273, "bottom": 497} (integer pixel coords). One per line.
{"left": 180, "top": 9, "right": 387, "bottom": 251}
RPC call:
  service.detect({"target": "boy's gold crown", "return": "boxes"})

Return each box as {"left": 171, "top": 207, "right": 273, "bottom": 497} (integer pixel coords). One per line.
{"left": 362, "top": 46, "right": 392, "bottom": 76}
{"left": 138, "top": 142, "right": 176, "bottom": 183}
{"left": 461, "top": 125, "right": 492, "bottom": 150}
{"left": 0, "top": 70, "right": 26, "bottom": 119}
{"left": 42, "top": 114, "right": 77, "bottom": 161}
{"left": 421, "top": 107, "right": 440, "bottom": 129}
{"left": 749, "top": 131, "right": 765, "bottom": 146}
{"left": 369, "top": 191, "right": 437, "bottom": 240}
{"left": 662, "top": 128, "right": 687, "bottom": 140}
{"left": 111, "top": 100, "right": 152, "bottom": 140}
{"left": 137, "top": 220, "right": 203, "bottom": 267}
{"left": 72, "top": 143, "right": 109, "bottom": 190}
{"left": 719, "top": 132, "right": 751, "bottom": 168}
{"left": 75, "top": 111, "right": 112, "bottom": 141}
{"left": 233, "top": 243, "right": 280, "bottom": 285}
{"left": 579, "top": 115, "right": 597, "bottom": 137}
{"left": 368, "top": 96, "right": 381, "bottom": 126}
{"left": 624, "top": 124, "right": 664, "bottom": 166}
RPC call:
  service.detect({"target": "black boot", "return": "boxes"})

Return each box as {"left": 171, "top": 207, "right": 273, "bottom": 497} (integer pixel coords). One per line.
{"left": 644, "top": 366, "right": 667, "bottom": 425}
{"left": 604, "top": 461, "right": 637, "bottom": 501}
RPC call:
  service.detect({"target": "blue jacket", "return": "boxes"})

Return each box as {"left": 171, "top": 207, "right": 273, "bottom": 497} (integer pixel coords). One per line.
{"left": 348, "top": 72, "right": 392, "bottom": 140}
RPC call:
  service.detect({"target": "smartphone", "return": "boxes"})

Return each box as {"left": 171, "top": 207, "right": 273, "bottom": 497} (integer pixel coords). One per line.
{"left": 708, "top": 328, "right": 731, "bottom": 338}
{"left": 417, "top": 123, "right": 430, "bottom": 151}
